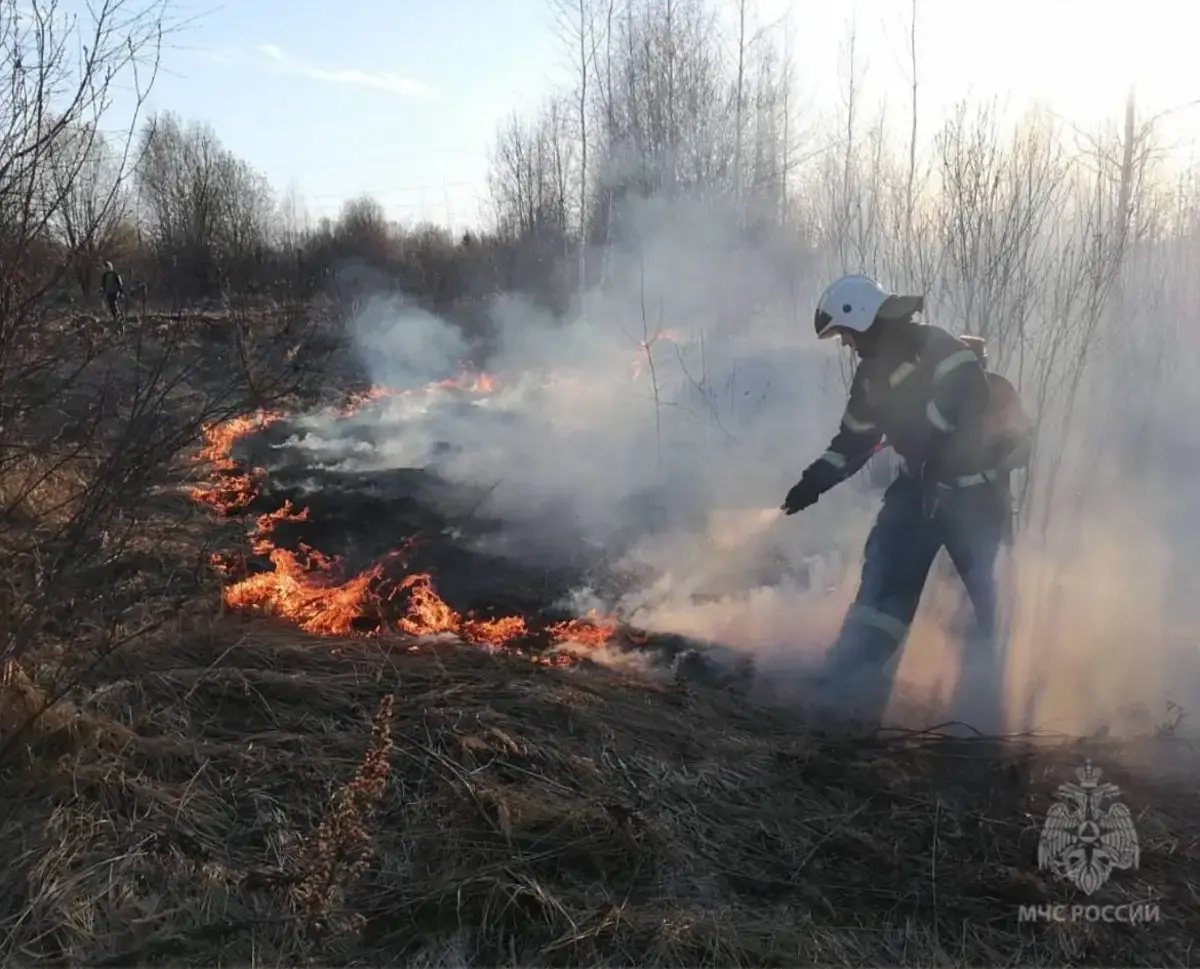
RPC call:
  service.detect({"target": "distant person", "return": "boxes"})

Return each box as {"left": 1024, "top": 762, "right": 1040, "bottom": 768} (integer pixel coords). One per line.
{"left": 100, "top": 261, "right": 124, "bottom": 320}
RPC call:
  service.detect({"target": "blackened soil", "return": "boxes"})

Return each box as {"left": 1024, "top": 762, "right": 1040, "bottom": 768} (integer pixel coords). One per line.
{"left": 222, "top": 420, "right": 753, "bottom": 687}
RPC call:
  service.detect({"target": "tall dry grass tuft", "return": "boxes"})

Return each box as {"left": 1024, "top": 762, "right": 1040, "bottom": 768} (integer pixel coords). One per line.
{"left": 291, "top": 691, "right": 396, "bottom": 938}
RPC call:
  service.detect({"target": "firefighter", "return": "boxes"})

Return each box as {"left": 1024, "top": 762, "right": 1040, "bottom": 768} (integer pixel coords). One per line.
{"left": 781, "top": 273, "right": 1030, "bottom": 724}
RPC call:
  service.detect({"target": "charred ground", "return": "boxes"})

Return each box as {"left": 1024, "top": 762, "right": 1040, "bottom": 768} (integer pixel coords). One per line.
{"left": 222, "top": 403, "right": 749, "bottom": 680}
{"left": 241, "top": 419, "right": 595, "bottom": 622}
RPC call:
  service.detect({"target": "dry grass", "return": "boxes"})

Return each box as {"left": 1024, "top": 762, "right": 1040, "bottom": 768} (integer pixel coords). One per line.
{"left": 0, "top": 452, "right": 95, "bottom": 525}
{"left": 1, "top": 620, "right": 1197, "bottom": 967}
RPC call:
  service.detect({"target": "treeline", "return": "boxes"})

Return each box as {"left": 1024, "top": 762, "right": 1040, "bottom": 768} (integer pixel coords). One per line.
{"left": 7, "top": 0, "right": 1200, "bottom": 417}
{"left": 8, "top": 109, "right": 522, "bottom": 316}
{"left": 3, "top": 0, "right": 806, "bottom": 319}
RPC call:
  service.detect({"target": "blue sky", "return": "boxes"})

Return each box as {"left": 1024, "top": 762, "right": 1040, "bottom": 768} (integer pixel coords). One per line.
{"left": 85, "top": 0, "right": 1200, "bottom": 232}
{"left": 117, "top": 0, "right": 565, "bottom": 229}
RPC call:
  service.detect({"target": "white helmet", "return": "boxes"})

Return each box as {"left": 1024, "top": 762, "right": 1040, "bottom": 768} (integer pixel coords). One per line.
{"left": 814, "top": 273, "right": 923, "bottom": 339}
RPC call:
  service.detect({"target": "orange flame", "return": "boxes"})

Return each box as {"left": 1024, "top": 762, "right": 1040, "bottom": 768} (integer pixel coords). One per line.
{"left": 630, "top": 329, "right": 684, "bottom": 380}
{"left": 335, "top": 372, "right": 494, "bottom": 415}
{"left": 225, "top": 546, "right": 382, "bottom": 636}
{"left": 548, "top": 610, "right": 620, "bottom": 647}
{"left": 395, "top": 572, "right": 530, "bottom": 645}
{"left": 339, "top": 386, "right": 397, "bottom": 416}
{"left": 434, "top": 371, "right": 496, "bottom": 394}
{"left": 250, "top": 500, "right": 309, "bottom": 555}
{"left": 396, "top": 572, "right": 460, "bottom": 636}
{"left": 470, "top": 372, "right": 496, "bottom": 393}
{"left": 189, "top": 384, "right": 621, "bottom": 662}
{"left": 188, "top": 409, "right": 283, "bottom": 514}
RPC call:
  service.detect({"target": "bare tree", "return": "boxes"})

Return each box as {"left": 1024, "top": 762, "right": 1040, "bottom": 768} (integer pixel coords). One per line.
{"left": 576, "top": 0, "right": 590, "bottom": 296}
{"left": 0, "top": 0, "right": 162, "bottom": 306}
{"left": 778, "top": 15, "right": 794, "bottom": 220}
{"left": 551, "top": 0, "right": 594, "bottom": 297}
{"left": 336, "top": 195, "right": 390, "bottom": 253}
{"left": 733, "top": 0, "right": 748, "bottom": 200}
{"left": 830, "top": 20, "right": 861, "bottom": 271}
{"left": 0, "top": 1, "right": 337, "bottom": 691}
{"left": 904, "top": 0, "right": 919, "bottom": 270}
{"left": 1024, "top": 92, "right": 1153, "bottom": 538}
{"left": 487, "top": 108, "right": 575, "bottom": 245}
{"left": 135, "top": 112, "right": 276, "bottom": 299}
{"left": 42, "top": 124, "right": 132, "bottom": 296}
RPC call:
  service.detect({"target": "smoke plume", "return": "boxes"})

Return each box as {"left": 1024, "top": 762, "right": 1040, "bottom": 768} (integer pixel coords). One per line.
{"left": 279, "top": 192, "right": 1200, "bottom": 740}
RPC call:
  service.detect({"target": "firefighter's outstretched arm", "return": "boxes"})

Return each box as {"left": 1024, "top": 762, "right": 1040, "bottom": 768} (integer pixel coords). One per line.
{"left": 922, "top": 345, "right": 989, "bottom": 477}
{"left": 782, "top": 369, "right": 883, "bottom": 515}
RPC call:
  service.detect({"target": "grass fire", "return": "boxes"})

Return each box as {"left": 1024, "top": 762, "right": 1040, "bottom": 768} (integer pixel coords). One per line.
{"left": 5, "top": 2, "right": 1200, "bottom": 964}
{"left": 189, "top": 377, "right": 626, "bottom": 667}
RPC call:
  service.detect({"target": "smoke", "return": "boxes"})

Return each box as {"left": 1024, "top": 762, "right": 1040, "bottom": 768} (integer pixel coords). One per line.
{"left": 351, "top": 299, "right": 470, "bottom": 390}
{"left": 351, "top": 198, "right": 851, "bottom": 601}
{"left": 279, "top": 191, "right": 1200, "bottom": 740}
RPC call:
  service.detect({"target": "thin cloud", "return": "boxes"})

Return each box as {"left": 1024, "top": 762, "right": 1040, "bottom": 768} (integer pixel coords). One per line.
{"left": 257, "top": 44, "right": 431, "bottom": 97}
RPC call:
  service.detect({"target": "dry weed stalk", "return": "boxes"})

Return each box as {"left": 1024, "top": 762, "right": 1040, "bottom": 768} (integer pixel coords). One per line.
{"left": 292, "top": 691, "right": 396, "bottom": 935}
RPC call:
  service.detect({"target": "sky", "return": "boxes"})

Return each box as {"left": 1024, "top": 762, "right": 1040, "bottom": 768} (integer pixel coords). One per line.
{"left": 72, "top": 0, "right": 1200, "bottom": 232}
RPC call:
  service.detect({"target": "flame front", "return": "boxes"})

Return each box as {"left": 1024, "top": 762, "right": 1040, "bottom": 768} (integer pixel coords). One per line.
{"left": 189, "top": 375, "right": 619, "bottom": 661}
{"left": 188, "top": 409, "right": 283, "bottom": 514}
{"left": 548, "top": 611, "right": 620, "bottom": 647}
{"left": 396, "top": 573, "right": 461, "bottom": 636}
{"left": 226, "top": 547, "right": 383, "bottom": 636}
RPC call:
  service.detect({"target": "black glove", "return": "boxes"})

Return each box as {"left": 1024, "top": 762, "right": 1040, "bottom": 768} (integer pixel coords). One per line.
{"left": 781, "top": 478, "right": 820, "bottom": 515}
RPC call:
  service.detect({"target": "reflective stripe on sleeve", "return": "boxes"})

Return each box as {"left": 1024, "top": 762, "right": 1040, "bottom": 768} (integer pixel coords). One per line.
{"left": 841, "top": 411, "right": 875, "bottom": 434}
{"left": 932, "top": 348, "right": 979, "bottom": 384}
{"left": 820, "top": 450, "right": 848, "bottom": 469}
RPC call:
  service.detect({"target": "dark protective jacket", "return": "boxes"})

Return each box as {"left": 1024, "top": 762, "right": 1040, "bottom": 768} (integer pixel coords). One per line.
{"left": 800, "top": 323, "right": 1001, "bottom": 497}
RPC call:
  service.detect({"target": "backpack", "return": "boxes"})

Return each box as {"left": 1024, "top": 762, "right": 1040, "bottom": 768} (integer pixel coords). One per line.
{"left": 865, "top": 334, "right": 1033, "bottom": 478}
{"left": 960, "top": 335, "right": 1032, "bottom": 470}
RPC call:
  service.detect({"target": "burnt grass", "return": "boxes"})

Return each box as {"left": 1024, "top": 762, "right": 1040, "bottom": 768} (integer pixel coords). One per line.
{"left": 229, "top": 413, "right": 750, "bottom": 682}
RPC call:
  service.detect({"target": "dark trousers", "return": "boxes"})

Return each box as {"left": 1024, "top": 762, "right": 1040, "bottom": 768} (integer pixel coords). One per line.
{"left": 818, "top": 472, "right": 1010, "bottom": 724}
